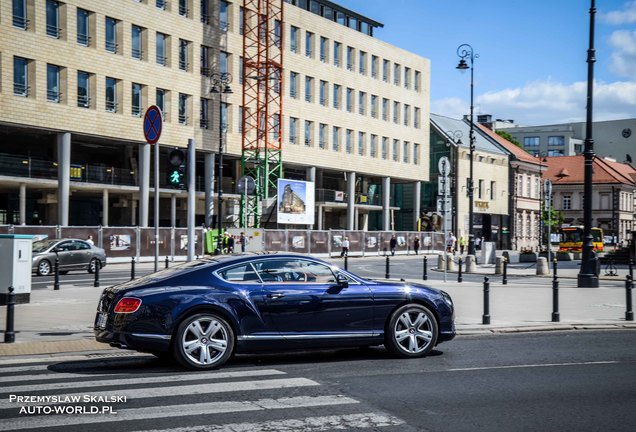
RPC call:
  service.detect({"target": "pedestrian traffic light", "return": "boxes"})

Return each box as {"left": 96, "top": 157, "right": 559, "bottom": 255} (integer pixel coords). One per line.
{"left": 167, "top": 148, "right": 186, "bottom": 188}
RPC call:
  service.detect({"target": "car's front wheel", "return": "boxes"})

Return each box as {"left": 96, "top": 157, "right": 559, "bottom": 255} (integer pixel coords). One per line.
{"left": 385, "top": 304, "right": 438, "bottom": 358}
{"left": 87, "top": 258, "right": 100, "bottom": 274}
{"left": 173, "top": 312, "right": 234, "bottom": 370}
{"left": 36, "top": 260, "right": 52, "bottom": 276}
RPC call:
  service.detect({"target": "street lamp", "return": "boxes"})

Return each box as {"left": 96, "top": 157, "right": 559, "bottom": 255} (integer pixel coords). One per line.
{"left": 537, "top": 153, "right": 548, "bottom": 252}
{"left": 456, "top": 44, "right": 478, "bottom": 256}
{"left": 578, "top": 0, "right": 599, "bottom": 287}
{"left": 210, "top": 72, "right": 233, "bottom": 254}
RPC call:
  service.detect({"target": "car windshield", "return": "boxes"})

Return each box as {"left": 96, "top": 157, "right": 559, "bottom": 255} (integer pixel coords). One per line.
{"left": 32, "top": 239, "right": 58, "bottom": 253}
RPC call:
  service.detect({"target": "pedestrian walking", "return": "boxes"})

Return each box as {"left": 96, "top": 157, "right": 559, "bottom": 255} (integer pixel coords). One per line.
{"left": 228, "top": 235, "right": 235, "bottom": 254}
{"left": 459, "top": 236, "right": 466, "bottom": 254}
{"left": 390, "top": 234, "right": 397, "bottom": 256}
{"left": 86, "top": 235, "right": 94, "bottom": 246}
{"left": 413, "top": 236, "right": 420, "bottom": 255}
{"left": 446, "top": 232, "right": 456, "bottom": 254}
{"left": 239, "top": 232, "right": 247, "bottom": 253}
{"left": 341, "top": 237, "right": 350, "bottom": 257}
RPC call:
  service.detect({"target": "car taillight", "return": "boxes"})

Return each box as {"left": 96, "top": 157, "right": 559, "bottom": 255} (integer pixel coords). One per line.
{"left": 114, "top": 297, "right": 142, "bottom": 313}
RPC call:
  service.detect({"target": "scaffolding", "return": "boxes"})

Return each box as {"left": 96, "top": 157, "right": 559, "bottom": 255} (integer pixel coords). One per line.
{"left": 240, "top": 0, "right": 284, "bottom": 227}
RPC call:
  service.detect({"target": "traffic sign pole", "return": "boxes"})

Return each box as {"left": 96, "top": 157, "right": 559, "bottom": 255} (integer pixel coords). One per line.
{"left": 144, "top": 106, "right": 163, "bottom": 272}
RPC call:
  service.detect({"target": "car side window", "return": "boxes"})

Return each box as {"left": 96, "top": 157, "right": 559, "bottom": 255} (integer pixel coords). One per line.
{"left": 218, "top": 263, "right": 260, "bottom": 283}
{"left": 75, "top": 241, "right": 90, "bottom": 250}
{"left": 298, "top": 260, "right": 337, "bottom": 284}
{"left": 57, "top": 242, "right": 73, "bottom": 252}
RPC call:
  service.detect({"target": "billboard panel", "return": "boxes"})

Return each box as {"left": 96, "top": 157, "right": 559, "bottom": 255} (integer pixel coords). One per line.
{"left": 277, "top": 179, "right": 315, "bottom": 225}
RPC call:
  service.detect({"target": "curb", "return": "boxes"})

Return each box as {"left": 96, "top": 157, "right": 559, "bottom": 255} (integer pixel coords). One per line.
{"left": 0, "top": 339, "right": 112, "bottom": 357}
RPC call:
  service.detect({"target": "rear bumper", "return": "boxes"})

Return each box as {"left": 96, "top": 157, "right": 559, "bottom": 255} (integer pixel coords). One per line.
{"left": 95, "top": 329, "right": 171, "bottom": 353}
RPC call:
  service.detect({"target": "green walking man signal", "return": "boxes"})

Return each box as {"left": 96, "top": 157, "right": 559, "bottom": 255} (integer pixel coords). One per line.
{"left": 167, "top": 148, "right": 186, "bottom": 188}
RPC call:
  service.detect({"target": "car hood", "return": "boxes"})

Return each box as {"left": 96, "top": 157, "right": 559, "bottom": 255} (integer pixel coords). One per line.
{"left": 366, "top": 279, "right": 445, "bottom": 296}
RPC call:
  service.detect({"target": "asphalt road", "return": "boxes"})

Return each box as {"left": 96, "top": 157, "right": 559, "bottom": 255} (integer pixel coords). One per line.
{"left": 0, "top": 330, "right": 634, "bottom": 431}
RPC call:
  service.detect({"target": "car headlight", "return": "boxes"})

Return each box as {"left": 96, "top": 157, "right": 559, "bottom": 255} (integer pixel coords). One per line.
{"left": 441, "top": 290, "right": 453, "bottom": 308}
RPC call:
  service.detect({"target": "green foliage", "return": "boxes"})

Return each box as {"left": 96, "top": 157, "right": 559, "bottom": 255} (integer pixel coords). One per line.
{"left": 495, "top": 130, "right": 521, "bottom": 147}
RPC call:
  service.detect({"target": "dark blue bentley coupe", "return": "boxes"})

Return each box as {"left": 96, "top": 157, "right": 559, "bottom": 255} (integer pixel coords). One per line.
{"left": 95, "top": 253, "right": 455, "bottom": 370}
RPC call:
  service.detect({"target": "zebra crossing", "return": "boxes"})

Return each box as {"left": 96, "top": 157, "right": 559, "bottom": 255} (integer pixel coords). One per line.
{"left": 0, "top": 353, "right": 406, "bottom": 432}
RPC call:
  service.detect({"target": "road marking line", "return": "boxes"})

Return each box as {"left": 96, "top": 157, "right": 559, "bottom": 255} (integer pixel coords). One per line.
{"left": 135, "top": 412, "right": 405, "bottom": 432}
{"left": 447, "top": 360, "right": 619, "bottom": 372}
{"left": 0, "top": 377, "right": 318, "bottom": 409}
{"left": 0, "top": 395, "right": 358, "bottom": 431}
{"left": 0, "top": 368, "right": 285, "bottom": 386}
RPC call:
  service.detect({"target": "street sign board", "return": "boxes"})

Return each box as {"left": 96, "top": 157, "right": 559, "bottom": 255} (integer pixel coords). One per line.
{"left": 237, "top": 175, "right": 256, "bottom": 195}
{"left": 438, "top": 177, "right": 451, "bottom": 196}
{"left": 438, "top": 156, "right": 451, "bottom": 177}
{"left": 437, "top": 197, "right": 452, "bottom": 213}
{"left": 143, "top": 105, "right": 162, "bottom": 145}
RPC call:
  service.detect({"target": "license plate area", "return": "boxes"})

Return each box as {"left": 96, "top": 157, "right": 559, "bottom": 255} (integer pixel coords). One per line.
{"left": 96, "top": 312, "right": 108, "bottom": 329}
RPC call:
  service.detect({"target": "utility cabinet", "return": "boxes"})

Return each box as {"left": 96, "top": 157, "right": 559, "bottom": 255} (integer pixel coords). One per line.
{"left": 0, "top": 234, "right": 33, "bottom": 305}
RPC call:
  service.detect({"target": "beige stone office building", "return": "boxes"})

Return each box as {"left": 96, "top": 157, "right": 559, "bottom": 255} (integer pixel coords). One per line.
{"left": 0, "top": 0, "right": 430, "bottom": 230}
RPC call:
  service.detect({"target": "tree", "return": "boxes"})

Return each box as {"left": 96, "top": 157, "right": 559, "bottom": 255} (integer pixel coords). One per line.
{"left": 496, "top": 130, "right": 522, "bottom": 147}
{"left": 541, "top": 206, "right": 563, "bottom": 248}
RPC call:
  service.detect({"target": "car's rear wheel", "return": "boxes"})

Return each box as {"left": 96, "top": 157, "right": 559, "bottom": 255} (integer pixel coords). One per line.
{"left": 173, "top": 312, "right": 234, "bottom": 370}
{"left": 37, "top": 260, "right": 52, "bottom": 276}
{"left": 385, "top": 304, "right": 438, "bottom": 358}
{"left": 87, "top": 258, "right": 100, "bottom": 274}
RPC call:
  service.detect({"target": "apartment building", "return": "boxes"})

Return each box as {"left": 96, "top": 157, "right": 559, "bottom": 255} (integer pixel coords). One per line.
{"left": 0, "top": 0, "right": 430, "bottom": 230}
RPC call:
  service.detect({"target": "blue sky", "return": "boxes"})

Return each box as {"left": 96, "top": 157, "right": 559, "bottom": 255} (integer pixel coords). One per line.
{"left": 334, "top": 0, "right": 636, "bottom": 125}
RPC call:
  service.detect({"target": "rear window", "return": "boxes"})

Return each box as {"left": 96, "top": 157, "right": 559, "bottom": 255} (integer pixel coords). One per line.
{"left": 217, "top": 263, "right": 260, "bottom": 283}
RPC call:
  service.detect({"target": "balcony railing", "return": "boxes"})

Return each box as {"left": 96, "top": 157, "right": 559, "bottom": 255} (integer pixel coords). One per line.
{"left": 132, "top": 48, "right": 143, "bottom": 59}
{"left": 105, "top": 40, "right": 118, "bottom": 53}
{"left": 46, "top": 24, "right": 61, "bottom": 38}
{"left": 156, "top": 0, "right": 167, "bottom": 10}
{"left": 77, "top": 95, "right": 90, "bottom": 108}
{"left": 47, "top": 90, "right": 60, "bottom": 103}
{"left": 77, "top": 33, "right": 89, "bottom": 46}
{"left": 13, "top": 15, "right": 28, "bottom": 30}
{"left": 13, "top": 83, "right": 28, "bottom": 97}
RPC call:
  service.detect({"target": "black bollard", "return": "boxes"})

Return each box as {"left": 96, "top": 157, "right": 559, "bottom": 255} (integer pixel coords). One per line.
{"left": 54, "top": 257, "right": 60, "bottom": 291}
{"left": 131, "top": 257, "right": 136, "bottom": 280}
{"left": 626, "top": 275, "right": 634, "bottom": 322}
{"left": 502, "top": 257, "right": 508, "bottom": 285}
{"left": 94, "top": 260, "right": 100, "bottom": 288}
{"left": 482, "top": 277, "right": 491, "bottom": 325}
{"left": 385, "top": 256, "right": 390, "bottom": 279}
{"left": 423, "top": 256, "right": 428, "bottom": 281}
{"left": 344, "top": 254, "right": 348, "bottom": 271}
{"left": 458, "top": 257, "right": 463, "bottom": 283}
{"left": 630, "top": 259, "right": 634, "bottom": 282}
{"left": 4, "top": 286, "right": 15, "bottom": 343}
{"left": 552, "top": 259, "right": 560, "bottom": 322}
{"left": 165, "top": 256, "right": 169, "bottom": 269}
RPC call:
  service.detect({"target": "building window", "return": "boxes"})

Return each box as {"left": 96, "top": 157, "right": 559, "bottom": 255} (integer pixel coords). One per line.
{"left": 105, "top": 17, "right": 118, "bottom": 53}
{"left": 289, "top": 117, "right": 298, "bottom": 144}
{"left": 563, "top": 195, "right": 571, "bottom": 210}
{"left": 179, "top": 39, "right": 190, "bottom": 71}
{"left": 371, "top": 55, "right": 378, "bottom": 78}
{"left": 219, "top": 0, "right": 229, "bottom": 31}
{"left": 403, "top": 104, "right": 410, "bottom": 126}
{"left": 46, "top": 0, "right": 60, "bottom": 38}
{"left": 320, "top": 36, "right": 328, "bottom": 62}
{"left": 199, "top": 98, "right": 210, "bottom": 128}
{"left": 371, "top": 95, "right": 378, "bottom": 118}
{"left": 105, "top": 77, "right": 117, "bottom": 112}
{"left": 523, "top": 136, "right": 540, "bottom": 147}
{"left": 490, "top": 181, "right": 496, "bottom": 200}
{"left": 333, "top": 84, "right": 341, "bottom": 109}
{"left": 46, "top": 64, "right": 60, "bottom": 102}
{"left": 393, "top": 63, "right": 400, "bottom": 86}
{"left": 77, "top": 71, "right": 90, "bottom": 108}
{"left": 77, "top": 8, "right": 90, "bottom": 45}
{"left": 392, "top": 139, "right": 399, "bottom": 161}
{"left": 305, "top": 31, "right": 313, "bottom": 58}
{"left": 346, "top": 129, "right": 353, "bottom": 153}
{"left": 393, "top": 101, "right": 399, "bottom": 124}
{"left": 382, "top": 137, "right": 388, "bottom": 159}
{"left": 132, "top": 25, "right": 143, "bottom": 59}
{"left": 346, "top": 46, "right": 354, "bottom": 71}
{"left": 201, "top": 46, "right": 210, "bottom": 75}
{"left": 156, "top": 0, "right": 166, "bottom": 10}
{"left": 304, "top": 120, "right": 313, "bottom": 146}
{"left": 478, "top": 179, "right": 484, "bottom": 199}
{"left": 13, "top": 0, "right": 28, "bottom": 30}
{"left": 548, "top": 136, "right": 565, "bottom": 146}
{"left": 413, "top": 143, "right": 419, "bottom": 164}
{"left": 319, "top": 123, "right": 327, "bottom": 148}
{"left": 156, "top": 32, "right": 167, "bottom": 65}
{"left": 404, "top": 67, "right": 410, "bottom": 89}
{"left": 274, "top": 19, "right": 281, "bottom": 48}
{"left": 333, "top": 41, "right": 341, "bottom": 66}
{"left": 414, "top": 70, "right": 421, "bottom": 91}
{"left": 358, "top": 132, "right": 365, "bottom": 156}
{"left": 346, "top": 88, "right": 353, "bottom": 112}
{"left": 13, "top": 56, "right": 28, "bottom": 96}
{"left": 332, "top": 126, "right": 340, "bottom": 151}
{"left": 383, "top": 59, "right": 389, "bottom": 82}
{"left": 319, "top": 80, "right": 328, "bottom": 106}
{"left": 290, "top": 26, "right": 298, "bottom": 53}
{"left": 179, "top": 0, "right": 188, "bottom": 17}
{"left": 156, "top": 88, "right": 167, "bottom": 119}
{"left": 358, "top": 91, "right": 366, "bottom": 115}
{"left": 548, "top": 149, "right": 564, "bottom": 156}
{"left": 370, "top": 135, "right": 378, "bottom": 158}
{"left": 239, "top": 6, "right": 244, "bottom": 34}
{"left": 290, "top": 72, "right": 298, "bottom": 98}
{"left": 403, "top": 142, "right": 409, "bottom": 163}
{"left": 359, "top": 51, "right": 366, "bottom": 75}
{"left": 305, "top": 76, "right": 313, "bottom": 102}
{"left": 131, "top": 83, "right": 142, "bottom": 116}
{"left": 414, "top": 107, "right": 420, "bottom": 128}
{"left": 178, "top": 93, "right": 189, "bottom": 124}
{"left": 201, "top": 0, "right": 210, "bottom": 23}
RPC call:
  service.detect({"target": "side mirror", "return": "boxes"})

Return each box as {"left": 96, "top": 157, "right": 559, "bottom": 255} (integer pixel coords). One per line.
{"left": 336, "top": 274, "right": 349, "bottom": 288}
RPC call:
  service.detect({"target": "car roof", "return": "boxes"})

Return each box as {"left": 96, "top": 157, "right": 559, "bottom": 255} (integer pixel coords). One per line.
{"left": 200, "top": 251, "right": 330, "bottom": 266}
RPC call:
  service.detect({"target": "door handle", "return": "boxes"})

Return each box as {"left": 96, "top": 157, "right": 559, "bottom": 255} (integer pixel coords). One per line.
{"left": 267, "top": 292, "right": 285, "bottom": 299}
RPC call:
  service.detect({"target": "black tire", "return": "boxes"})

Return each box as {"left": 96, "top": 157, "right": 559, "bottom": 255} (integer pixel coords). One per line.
{"left": 88, "top": 258, "right": 100, "bottom": 274}
{"left": 37, "top": 260, "right": 52, "bottom": 276}
{"left": 384, "top": 304, "right": 438, "bottom": 358}
{"left": 173, "top": 312, "right": 234, "bottom": 370}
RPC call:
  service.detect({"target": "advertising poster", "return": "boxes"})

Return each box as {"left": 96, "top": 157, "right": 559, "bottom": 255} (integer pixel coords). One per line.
{"left": 277, "top": 179, "right": 315, "bottom": 225}
{"left": 287, "top": 230, "right": 309, "bottom": 253}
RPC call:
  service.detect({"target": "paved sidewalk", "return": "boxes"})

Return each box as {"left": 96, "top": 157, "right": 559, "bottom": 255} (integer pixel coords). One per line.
{"left": 1, "top": 255, "right": 634, "bottom": 357}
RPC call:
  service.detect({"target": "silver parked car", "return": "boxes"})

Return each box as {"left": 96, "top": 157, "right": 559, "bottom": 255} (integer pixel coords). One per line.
{"left": 32, "top": 239, "right": 107, "bottom": 276}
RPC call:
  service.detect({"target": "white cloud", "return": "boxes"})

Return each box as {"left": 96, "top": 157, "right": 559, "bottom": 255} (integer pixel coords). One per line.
{"left": 601, "top": 0, "right": 636, "bottom": 24}
{"left": 433, "top": 80, "right": 636, "bottom": 125}
{"left": 608, "top": 29, "right": 636, "bottom": 77}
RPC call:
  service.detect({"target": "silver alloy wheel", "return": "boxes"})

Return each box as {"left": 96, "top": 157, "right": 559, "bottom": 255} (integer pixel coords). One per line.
{"left": 37, "top": 260, "right": 51, "bottom": 276}
{"left": 393, "top": 308, "right": 434, "bottom": 354}
{"left": 181, "top": 316, "right": 229, "bottom": 366}
{"left": 88, "top": 258, "right": 98, "bottom": 273}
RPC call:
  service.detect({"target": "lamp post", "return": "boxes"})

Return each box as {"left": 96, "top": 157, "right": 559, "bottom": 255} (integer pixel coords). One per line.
{"left": 210, "top": 72, "right": 233, "bottom": 254}
{"left": 537, "top": 153, "right": 548, "bottom": 252}
{"left": 578, "top": 0, "right": 599, "bottom": 287}
{"left": 456, "top": 44, "right": 478, "bottom": 256}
